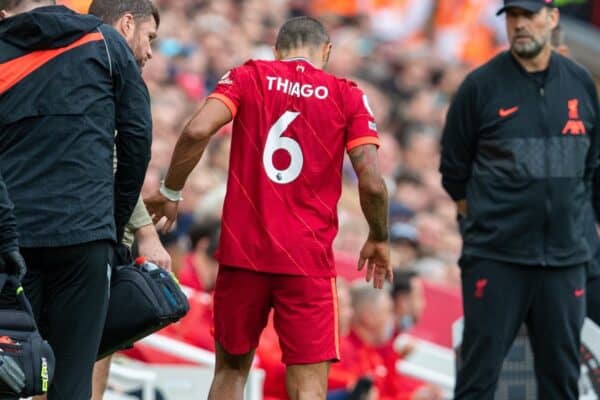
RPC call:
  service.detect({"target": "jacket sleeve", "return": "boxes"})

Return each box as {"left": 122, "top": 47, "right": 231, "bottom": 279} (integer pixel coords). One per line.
{"left": 590, "top": 85, "right": 600, "bottom": 222}
{"left": 439, "top": 75, "right": 479, "bottom": 201}
{"left": 103, "top": 27, "right": 152, "bottom": 243}
{"left": 0, "top": 170, "right": 18, "bottom": 254}
{"left": 126, "top": 195, "right": 153, "bottom": 232}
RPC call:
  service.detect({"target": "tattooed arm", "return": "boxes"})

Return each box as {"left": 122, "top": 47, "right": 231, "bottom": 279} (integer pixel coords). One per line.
{"left": 349, "top": 144, "right": 391, "bottom": 289}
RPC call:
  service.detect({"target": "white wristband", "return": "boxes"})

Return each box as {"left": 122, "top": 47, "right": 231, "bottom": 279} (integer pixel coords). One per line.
{"left": 159, "top": 181, "right": 183, "bottom": 202}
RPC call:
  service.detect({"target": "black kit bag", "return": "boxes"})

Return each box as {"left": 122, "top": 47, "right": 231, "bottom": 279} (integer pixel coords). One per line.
{"left": 0, "top": 274, "right": 55, "bottom": 397}
{"left": 97, "top": 258, "right": 190, "bottom": 359}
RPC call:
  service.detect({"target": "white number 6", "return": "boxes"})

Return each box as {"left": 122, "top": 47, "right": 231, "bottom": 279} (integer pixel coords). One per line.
{"left": 263, "top": 111, "right": 303, "bottom": 184}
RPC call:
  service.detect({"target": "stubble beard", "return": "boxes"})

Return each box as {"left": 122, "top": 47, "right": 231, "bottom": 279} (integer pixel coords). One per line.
{"left": 511, "top": 36, "right": 547, "bottom": 59}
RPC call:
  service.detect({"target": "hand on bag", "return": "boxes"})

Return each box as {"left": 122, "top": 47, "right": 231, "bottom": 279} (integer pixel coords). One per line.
{"left": 357, "top": 236, "right": 392, "bottom": 289}
{"left": 0, "top": 250, "right": 26, "bottom": 280}
{"left": 144, "top": 191, "right": 179, "bottom": 233}
{"left": 136, "top": 224, "right": 172, "bottom": 271}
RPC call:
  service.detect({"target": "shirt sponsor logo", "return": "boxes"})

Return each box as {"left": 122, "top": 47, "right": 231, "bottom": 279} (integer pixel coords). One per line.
{"left": 266, "top": 76, "right": 329, "bottom": 99}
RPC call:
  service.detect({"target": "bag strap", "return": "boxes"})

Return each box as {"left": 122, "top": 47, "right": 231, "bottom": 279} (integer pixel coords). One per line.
{"left": 4, "top": 275, "right": 40, "bottom": 331}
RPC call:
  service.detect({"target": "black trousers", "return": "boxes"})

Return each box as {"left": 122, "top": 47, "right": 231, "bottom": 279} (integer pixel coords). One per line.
{"left": 21, "top": 240, "right": 112, "bottom": 400}
{"left": 455, "top": 255, "right": 586, "bottom": 400}
{"left": 587, "top": 275, "right": 600, "bottom": 326}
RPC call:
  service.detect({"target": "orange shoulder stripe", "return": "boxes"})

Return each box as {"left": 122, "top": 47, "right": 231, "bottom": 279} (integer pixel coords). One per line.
{"left": 0, "top": 31, "right": 103, "bottom": 95}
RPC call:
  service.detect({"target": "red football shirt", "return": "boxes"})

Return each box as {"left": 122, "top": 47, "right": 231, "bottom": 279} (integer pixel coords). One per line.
{"left": 209, "top": 58, "right": 379, "bottom": 277}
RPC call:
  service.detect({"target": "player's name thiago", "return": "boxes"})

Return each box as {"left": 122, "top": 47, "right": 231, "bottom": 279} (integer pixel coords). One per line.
{"left": 266, "top": 76, "right": 329, "bottom": 100}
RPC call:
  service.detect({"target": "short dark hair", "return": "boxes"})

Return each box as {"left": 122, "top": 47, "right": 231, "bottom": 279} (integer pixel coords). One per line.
{"left": 391, "top": 269, "right": 418, "bottom": 299}
{"left": 0, "top": 0, "right": 54, "bottom": 11}
{"left": 275, "top": 16, "right": 330, "bottom": 53}
{"left": 89, "top": 0, "right": 159, "bottom": 28}
{"left": 188, "top": 219, "right": 220, "bottom": 256}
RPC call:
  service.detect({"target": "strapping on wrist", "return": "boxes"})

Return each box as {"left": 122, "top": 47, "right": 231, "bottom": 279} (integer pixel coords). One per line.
{"left": 159, "top": 181, "right": 183, "bottom": 202}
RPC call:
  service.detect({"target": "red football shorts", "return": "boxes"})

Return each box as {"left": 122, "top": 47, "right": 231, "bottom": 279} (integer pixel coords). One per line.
{"left": 213, "top": 265, "right": 341, "bottom": 365}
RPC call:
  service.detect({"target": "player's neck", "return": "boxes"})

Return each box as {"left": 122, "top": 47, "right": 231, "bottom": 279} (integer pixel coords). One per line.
{"left": 279, "top": 48, "right": 321, "bottom": 68}
{"left": 282, "top": 55, "right": 314, "bottom": 65}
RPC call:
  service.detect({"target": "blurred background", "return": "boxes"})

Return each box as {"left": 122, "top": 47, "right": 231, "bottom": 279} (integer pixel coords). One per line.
{"left": 54, "top": 1, "right": 600, "bottom": 399}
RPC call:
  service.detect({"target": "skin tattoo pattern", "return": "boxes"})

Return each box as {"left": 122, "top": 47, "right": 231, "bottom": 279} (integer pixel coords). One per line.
{"left": 349, "top": 145, "right": 389, "bottom": 242}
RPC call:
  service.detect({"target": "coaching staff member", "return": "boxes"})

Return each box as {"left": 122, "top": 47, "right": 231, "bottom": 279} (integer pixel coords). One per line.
{"left": 0, "top": 1, "right": 151, "bottom": 399}
{"left": 550, "top": 23, "right": 600, "bottom": 329}
{"left": 440, "top": 0, "right": 600, "bottom": 399}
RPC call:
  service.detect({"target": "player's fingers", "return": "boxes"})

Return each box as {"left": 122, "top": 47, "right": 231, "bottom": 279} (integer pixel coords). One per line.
{"left": 151, "top": 213, "right": 161, "bottom": 225}
{"left": 162, "top": 218, "right": 175, "bottom": 234}
{"left": 386, "top": 267, "right": 394, "bottom": 283}
{"left": 374, "top": 265, "right": 385, "bottom": 289}
{"left": 162, "top": 257, "right": 172, "bottom": 272}
{"left": 365, "top": 260, "right": 374, "bottom": 282}
{"left": 357, "top": 256, "right": 366, "bottom": 271}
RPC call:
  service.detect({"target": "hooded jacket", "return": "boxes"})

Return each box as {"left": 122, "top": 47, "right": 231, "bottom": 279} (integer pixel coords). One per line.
{"left": 0, "top": 6, "right": 151, "bottom": 247}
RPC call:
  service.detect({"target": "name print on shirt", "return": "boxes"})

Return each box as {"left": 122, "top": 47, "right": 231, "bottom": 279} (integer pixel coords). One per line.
{"left": 266, "top": 76, "right": 329, "bottom": 100}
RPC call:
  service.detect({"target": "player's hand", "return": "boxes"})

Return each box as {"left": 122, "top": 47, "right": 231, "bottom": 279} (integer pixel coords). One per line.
{"left": 144, "top": 191, "right": 179, "bottom": 234}
{"left": 135, "top": 224, "right": 172, "bottom": 271}
{"left": 0, "top": 250, "right": 27, "bottom": 280}
{"left": 357, "top": 237, "right": 392, "bottom": 289}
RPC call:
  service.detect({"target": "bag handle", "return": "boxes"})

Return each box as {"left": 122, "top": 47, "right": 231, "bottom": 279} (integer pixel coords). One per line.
{"left": 0, "top": 273, "right": 40, "bottom": 331}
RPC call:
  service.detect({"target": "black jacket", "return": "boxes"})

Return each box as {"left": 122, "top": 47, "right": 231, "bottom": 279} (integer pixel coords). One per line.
{"left": 0, "top": 6, "right": 151, "bottom": 247}
{"left": 440, "top": 51, "right": 600, "bottom": 267}
{"left": 0, "top": 171, "right": 17, "bottom": 254}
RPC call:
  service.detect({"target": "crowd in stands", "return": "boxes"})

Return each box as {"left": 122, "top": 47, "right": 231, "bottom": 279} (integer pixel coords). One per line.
{"left": 116, "top": 0, "right": 501, "bottom": 398}
{"left": 55, "top": 0, "right": 597, "bottom": 398}
{"left": 134, "top": 0, "right": 516, "bottom": 289}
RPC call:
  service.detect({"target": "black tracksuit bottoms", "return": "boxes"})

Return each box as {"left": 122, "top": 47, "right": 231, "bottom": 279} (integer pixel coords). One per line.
{"left": 455, "top": 255, "right": 586, "bottom": 400}
{"left": 588, "top": 275, "right": 600, "bottom": 326}
{"left": 21, "top": 240, "right": 112, "bottom": 400}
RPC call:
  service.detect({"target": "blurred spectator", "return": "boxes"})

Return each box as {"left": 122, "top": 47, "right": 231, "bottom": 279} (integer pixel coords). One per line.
{"left": 345, "top": 282, "right": 442, "bottom": 400}
{"left": 392, "top": 168, "right": 429, "bottom": 216}
{"left": 390, "top": 269, "right": 425, "bottom": 336}
{"left": 432, "top": 0, "right": 505, "bottom": 65}
{"left": 389, "top": 222, "right": 419, "bottom": 269}
{"left": 177, "top": 219, "right": 220, "bottom": 292}
{"left": 397, "top": 124, "right": 440, "bottom": 173}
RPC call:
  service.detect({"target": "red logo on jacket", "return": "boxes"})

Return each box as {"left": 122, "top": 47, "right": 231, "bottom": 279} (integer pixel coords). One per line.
{"left": 474, "top": 279, "right": 488, "bottom": 299}
{"left": 562, "top": 99, "right": 586, "bottom": 135}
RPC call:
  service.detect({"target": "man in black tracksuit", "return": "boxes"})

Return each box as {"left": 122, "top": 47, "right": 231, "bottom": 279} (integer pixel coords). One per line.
{"left": 551, "top": 21, "right": 600, "bottom": 335}
{"left": 0, "top": 1, "right": 151, "bottom": 398}
{"left": 440, "top": 1, "right": 600, "bottom": 399}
